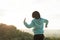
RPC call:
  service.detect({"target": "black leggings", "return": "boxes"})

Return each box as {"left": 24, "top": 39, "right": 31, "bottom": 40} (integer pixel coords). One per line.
{"left": 34, "top": 34, "right": 44, "bottom": 40}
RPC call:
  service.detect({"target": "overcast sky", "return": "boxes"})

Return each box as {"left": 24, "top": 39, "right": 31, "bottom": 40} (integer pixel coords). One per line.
{"left": 0, "top": 0, "right": 60, "bottom": 30}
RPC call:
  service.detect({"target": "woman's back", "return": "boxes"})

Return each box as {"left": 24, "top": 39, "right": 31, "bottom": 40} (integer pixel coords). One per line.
{"left": 32, "top": 18, "right": 48, "bottom": 35}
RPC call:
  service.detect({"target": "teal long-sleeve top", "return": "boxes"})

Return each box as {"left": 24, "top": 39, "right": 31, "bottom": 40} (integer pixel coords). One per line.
{"left": 24, "top": 18, "right": 48, "bottom": 35}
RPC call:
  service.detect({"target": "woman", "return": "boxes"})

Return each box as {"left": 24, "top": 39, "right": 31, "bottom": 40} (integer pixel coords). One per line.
{"left": 23, "top": 11, "right": 48, "bottom": 40}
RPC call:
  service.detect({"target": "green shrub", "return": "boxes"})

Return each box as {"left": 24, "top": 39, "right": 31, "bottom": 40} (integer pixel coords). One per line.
{"left": 0, "top": 23, "right": 33, "bottom": 40}
{"left": 0, "top": 23, "right": 60, "bottom": 40}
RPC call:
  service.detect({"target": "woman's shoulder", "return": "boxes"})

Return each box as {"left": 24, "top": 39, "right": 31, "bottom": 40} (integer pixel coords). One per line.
{"left": 32, "top": 18, "right": 35, "bottom": 21}
{"left": 31, "top": 18, "right": 36, "bottom": 22}
{"left": 41, "top": 18, "right": 46, "bottom": 20}
{"left": 41, "top": 18, "right": 48, "bottom": 21}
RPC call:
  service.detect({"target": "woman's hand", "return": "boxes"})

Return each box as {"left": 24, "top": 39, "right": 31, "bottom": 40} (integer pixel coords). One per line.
{"left": 45, "top": 25, "right": 47, "bottom": 28}
{"left": 24, "top": 18, "right": 26, "bottom": 23}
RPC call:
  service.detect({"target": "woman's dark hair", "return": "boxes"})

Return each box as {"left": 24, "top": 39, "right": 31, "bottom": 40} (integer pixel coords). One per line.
{"left": 32, "top": 11, "right": 40, "bottom": 19}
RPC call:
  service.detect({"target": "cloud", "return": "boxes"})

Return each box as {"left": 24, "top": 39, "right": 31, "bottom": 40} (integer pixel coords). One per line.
{"left": 0, "top": 9, "right": 6, "bottom": 17}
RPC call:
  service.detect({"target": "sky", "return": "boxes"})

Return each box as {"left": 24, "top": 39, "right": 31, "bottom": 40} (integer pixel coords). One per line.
{"left": 0, "top": 0, "right": 60, "bottom": 31}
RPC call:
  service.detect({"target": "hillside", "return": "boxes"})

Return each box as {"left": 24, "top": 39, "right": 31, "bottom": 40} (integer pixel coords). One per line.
{"left": 0, "top": 23, "right": 60, "bottom": 40}
{"left": 0, "top": 23, "right": 33, "bottom": 40}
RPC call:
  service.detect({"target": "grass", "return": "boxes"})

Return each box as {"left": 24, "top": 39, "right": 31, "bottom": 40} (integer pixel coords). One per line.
{"left": 0, "top": 23, "right": 60, "bottom": 40}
